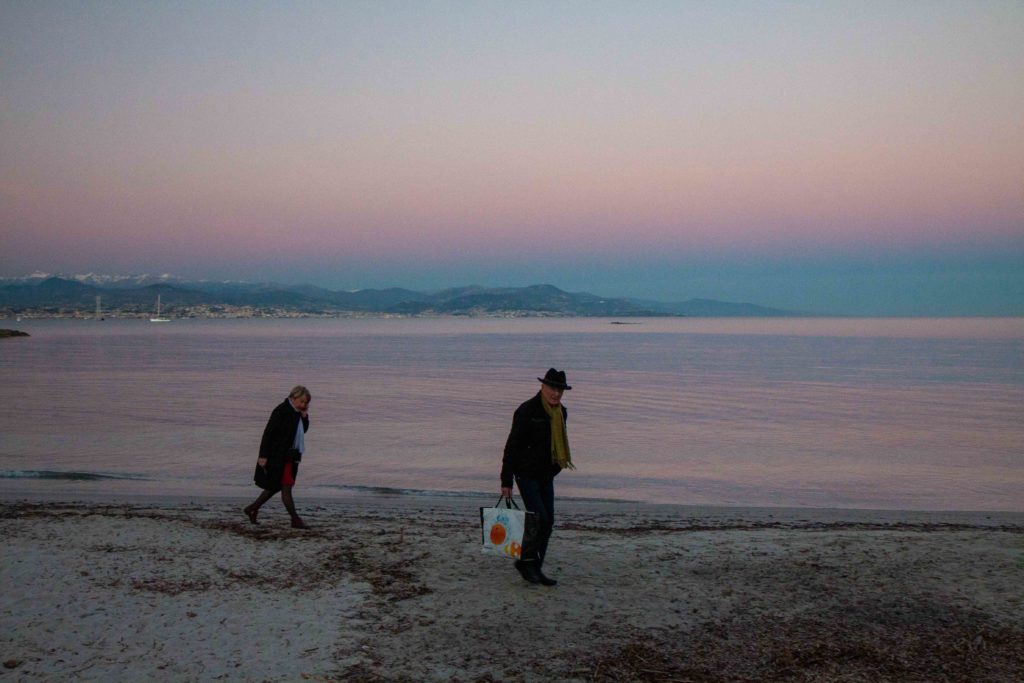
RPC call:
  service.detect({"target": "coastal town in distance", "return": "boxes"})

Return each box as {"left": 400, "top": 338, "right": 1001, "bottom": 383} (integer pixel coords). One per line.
{"left": 0, "top": 274, "right": 794, "bottom": 320}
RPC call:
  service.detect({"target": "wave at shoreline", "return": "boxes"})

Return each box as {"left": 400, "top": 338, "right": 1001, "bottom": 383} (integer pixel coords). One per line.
{"left": 0, "top": 470, "right": 149, "bottom": 481}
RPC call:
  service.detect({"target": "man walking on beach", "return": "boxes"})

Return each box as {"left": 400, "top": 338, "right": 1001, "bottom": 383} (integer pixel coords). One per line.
{"left": 245, "top": 385, "right": 311, "bottom": 529}
{"left": 501, "top": 368, "right": 575, "bottom": 586}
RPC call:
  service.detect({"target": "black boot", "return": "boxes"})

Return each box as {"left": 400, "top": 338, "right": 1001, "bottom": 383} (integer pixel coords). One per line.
{"left": 514, "top": 560, "right": 541, "bottom": 584}
{"left": 536, "top": 570, "right": 557, "bottom": 586}
{"left": 535, "top": 561, "right": 558, "bottom": 586}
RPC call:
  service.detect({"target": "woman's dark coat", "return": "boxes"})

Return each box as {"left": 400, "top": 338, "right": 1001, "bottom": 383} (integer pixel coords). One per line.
{"left": 255, "top": 399, "right": 309, "bottom": 492}
{"left": 501, "top": 392, "right": 566, "bottom": 488}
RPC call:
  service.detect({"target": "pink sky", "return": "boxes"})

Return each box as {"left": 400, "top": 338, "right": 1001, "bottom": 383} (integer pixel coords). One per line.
{"left": 1, "top": 2, "right": 1022, "bottom": 313}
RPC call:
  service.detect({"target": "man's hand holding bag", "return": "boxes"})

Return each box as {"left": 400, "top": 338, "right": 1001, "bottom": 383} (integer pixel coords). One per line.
{"left": 480, "top": 495, "right": 538, "bottom": 559}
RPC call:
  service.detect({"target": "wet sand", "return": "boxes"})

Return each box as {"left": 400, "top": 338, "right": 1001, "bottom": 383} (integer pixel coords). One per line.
{"left": 2, "top": 495, "right": 1022, "bottom": 682}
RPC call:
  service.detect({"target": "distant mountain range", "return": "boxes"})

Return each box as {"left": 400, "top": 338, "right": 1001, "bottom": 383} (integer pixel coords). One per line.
{"left": 0, "top": 274, "right": 796, "bottom": 317}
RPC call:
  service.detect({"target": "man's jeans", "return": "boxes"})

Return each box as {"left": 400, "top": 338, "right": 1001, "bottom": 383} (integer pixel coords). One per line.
{"left": 515, "top": 476, "right": 554, "bottom": 564}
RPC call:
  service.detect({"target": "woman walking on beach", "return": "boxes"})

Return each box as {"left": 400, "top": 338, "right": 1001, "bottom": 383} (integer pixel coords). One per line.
{"left": 244, "top": 385, "right": 311, "bottom": 529}
{"left": 501, "top": 368, "right": 575, "bottom": 586}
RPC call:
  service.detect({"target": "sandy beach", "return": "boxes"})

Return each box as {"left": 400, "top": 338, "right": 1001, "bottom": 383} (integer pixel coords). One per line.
{"left": 2, "top": 494, "right": 1022, "bottom": 682}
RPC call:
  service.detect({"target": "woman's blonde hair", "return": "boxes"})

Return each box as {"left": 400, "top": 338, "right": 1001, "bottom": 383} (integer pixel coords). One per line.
{"left": 289, "top": 385, "right": 311, "bottom": 400}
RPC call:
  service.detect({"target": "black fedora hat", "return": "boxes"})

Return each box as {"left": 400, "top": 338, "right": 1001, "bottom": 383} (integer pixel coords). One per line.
{"left": 538, "top": 368, "right": 572, "bottom": 390}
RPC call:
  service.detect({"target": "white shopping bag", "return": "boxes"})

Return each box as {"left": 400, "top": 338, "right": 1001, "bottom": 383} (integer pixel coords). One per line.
{"left": 480, "top": 496, "right": 533, "bottom": 559}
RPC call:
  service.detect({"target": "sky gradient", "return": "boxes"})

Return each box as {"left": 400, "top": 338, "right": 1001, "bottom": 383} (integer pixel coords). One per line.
{"left": 2, "top": 1, "right": 1022, "bottom": 315}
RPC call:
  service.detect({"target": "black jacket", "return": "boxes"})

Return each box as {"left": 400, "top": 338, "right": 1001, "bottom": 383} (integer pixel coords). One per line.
{"left": 501, "top": 392, "right": 566, "bottom": 487}
{"left": 259, "top": 399, "right": 309, "bottom": 464}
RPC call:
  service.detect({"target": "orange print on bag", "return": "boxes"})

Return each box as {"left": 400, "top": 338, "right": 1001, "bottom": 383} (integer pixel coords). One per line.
{"left": 490, "top": 523, "right": 507, "bottom": 545}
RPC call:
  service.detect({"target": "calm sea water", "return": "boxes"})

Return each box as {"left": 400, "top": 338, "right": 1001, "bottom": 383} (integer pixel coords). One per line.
{"left": 1, "top": 317, "right": 1022, "bottom": 511}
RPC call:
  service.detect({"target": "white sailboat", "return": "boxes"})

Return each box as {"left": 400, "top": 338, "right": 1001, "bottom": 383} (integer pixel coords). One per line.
{"left": 150, "top": 295, "right": 171, "bottom": 322}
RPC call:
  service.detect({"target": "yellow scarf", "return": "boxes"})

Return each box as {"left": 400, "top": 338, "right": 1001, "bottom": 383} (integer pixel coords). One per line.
{"left": 542, "top": 398, "right": 575, "bottom": 471}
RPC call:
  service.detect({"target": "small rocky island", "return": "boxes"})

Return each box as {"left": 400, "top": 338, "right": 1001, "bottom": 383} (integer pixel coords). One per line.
{"left": 0, "top": 329, "right": 29, "bottom": 338}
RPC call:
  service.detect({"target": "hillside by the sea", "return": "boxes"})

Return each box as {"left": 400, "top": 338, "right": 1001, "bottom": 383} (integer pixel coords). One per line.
{"left": 0, "top": 274, "right": 796, "bottom": 318}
